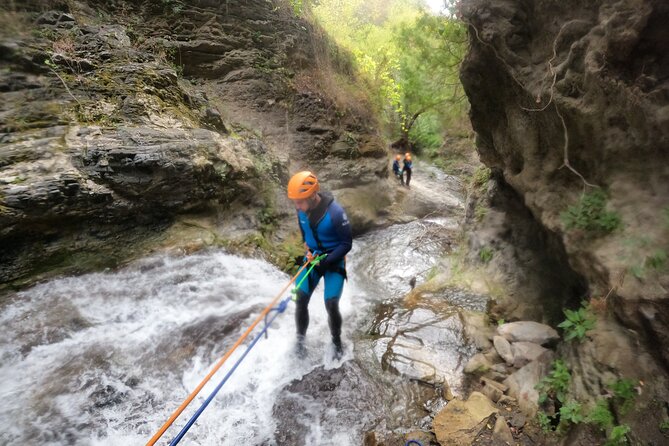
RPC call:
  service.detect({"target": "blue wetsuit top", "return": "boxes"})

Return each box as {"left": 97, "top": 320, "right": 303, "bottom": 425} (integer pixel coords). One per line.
{"left": 392, "top": 160, "right": 401, "bottom": 173}
{"left": 296, "top": 192, "right": 352, "bottom": 268}
{"left": 403, "top": 159, "right": 413, "bottom": 171}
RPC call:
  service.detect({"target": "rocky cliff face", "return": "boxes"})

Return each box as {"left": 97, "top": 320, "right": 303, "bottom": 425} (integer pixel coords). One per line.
{"left": 0, "top": 0, "right": 388, "bottom": 288}
{"left": 460, "top": 0, "right": 669, "bottom": 440}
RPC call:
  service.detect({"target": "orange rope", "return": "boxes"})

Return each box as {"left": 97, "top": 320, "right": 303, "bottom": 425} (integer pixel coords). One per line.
{"left": 146, "top": 262, "right": 308, "bottom": 446}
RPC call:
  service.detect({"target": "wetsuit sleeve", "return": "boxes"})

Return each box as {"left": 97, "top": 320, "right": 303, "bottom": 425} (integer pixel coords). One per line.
{"left": 321, "top": 203, "right": 352, "bottom": 267}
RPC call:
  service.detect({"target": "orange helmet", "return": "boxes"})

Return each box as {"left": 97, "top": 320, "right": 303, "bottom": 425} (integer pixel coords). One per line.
{"left": 406, "top": 154, "right": 412, "bottom": 161}
{"left": 395, "top": 154, "right": 401, "bottom": 160}
{"left": 405, "top": 152, "right": 410, "bottom": 157}
{"left": 287, "top": 171, "right": 319, "bottom": 199}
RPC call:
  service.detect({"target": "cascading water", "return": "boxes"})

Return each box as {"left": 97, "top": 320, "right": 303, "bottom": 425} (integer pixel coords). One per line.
{"left": 0, "top": 164, "right": 485, "bottom": 445}
{"left": 0, "top": 252, "right": 353, "bottom": 445}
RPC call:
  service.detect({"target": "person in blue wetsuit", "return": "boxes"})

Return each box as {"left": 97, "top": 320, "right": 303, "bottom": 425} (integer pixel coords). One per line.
{"left": 403, "top": 153, "right": 413, "bottom": 187}
{"left": 287, "top": 171, "right": 352, "bottom": 359}
{"left": 392, "top": 154, "right": 404, "bottom": 184}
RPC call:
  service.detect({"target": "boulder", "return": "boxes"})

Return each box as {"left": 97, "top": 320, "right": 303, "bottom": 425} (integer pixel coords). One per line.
{"left": 503, "top": 350, "right": 555, "bottom": 416}
{"left": 511, "top": 341, "right": 549, "bottom": 368}
{"left": 433, "top": 392, "right": 498, "bottom": 446}
{"left": 497, "top": 321, "right": 559, "bottom": 345}
{"left": 492, "top": 416, "right": 514, "bottom": 445}
{"left": 493, "top": 335, "right": 514, "bottom": 365}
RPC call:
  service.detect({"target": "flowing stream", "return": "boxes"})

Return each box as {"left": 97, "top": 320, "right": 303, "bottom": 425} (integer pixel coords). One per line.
{"left": 0, "top": 164, "right": 487, "bottom": 445}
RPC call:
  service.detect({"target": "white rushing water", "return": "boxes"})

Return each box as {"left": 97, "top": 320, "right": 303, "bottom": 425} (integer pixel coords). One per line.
{"left": 0, "top": 171, "right": 473, "bottom": 445}
{"left": 0, "top": 252, "right": 362, "bottom": 445}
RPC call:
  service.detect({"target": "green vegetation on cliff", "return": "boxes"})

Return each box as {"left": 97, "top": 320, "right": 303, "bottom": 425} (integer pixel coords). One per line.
{"left": 307, "top": 0, "right": 468, "bottom": 154}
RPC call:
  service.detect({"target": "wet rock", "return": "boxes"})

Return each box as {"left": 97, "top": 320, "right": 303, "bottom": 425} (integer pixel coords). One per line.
{"left": 433, "top": 391, "right": 498, "bottom": 446}
{"left": 497, "top": 321, "right": 559, "bottom": 345}
{"left": 273, "top": 362, "right": 437, "bottom": 445}
{"left": 90, "top": 384, "right": 126, "bottom": 409}
{"left": 405, "top": 430, "right": 435, "bottom": 446}
{"left": 493, "top": 335, "right": 514, "bottom": 365}
{"left": 503, "top": 350, "right": 555, "bottom": 416}
{"left": 370, "top": 305, "right": 476, "bottom": 389}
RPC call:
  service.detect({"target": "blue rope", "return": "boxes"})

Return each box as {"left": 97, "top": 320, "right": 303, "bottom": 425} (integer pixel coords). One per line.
{"left": 168, "top": 296, "right": 291, "bottom": 445}
{"left": 405, "top": 441, "right": 423, "bottom": 446}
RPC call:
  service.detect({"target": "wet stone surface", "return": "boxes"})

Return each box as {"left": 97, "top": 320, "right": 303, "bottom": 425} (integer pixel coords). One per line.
{"left": 273, "top": 361, "right": 438, "bottom": 445}
{"left": 367, "top": 301, "right": 479, "bottom": 394}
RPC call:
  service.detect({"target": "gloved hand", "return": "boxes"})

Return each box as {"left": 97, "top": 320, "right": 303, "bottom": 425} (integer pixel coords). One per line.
{"left": 304, "top": 251, "right": 324, "bottom": 266}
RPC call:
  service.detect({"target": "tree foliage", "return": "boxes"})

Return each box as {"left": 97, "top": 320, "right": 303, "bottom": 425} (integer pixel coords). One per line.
{"left": 311, "top": 0, "right": 467, "bottom": 152}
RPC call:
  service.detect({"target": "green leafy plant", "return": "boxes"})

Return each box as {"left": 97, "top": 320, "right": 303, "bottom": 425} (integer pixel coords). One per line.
{"left": 561, "top": 190, "right": 621, "bottom": 234}
{"left": 606, "top": 424, "right": 630, "bottom": 445}
{"left": 537, "top": 411, "right": 553, "bottom": 432}
{"left": 559, "top": 400, "right": 584, "bottom": 425}
{"left": 536, "top": 359, "right": 571, "bottom": 404}
{"left": 311, "top": 1, "right": 468, "bottom": 153}
{"left": 609, "top": 378, "right": 637, "bottom": 414}
{"left": 479, "top": 246, "right": 493, "bottom": 264}
{"left": 587, "top": 399, "right": 615, "bottom": 431}
{"left": 558, "top": 304, "right": 596, "bottom": 341}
